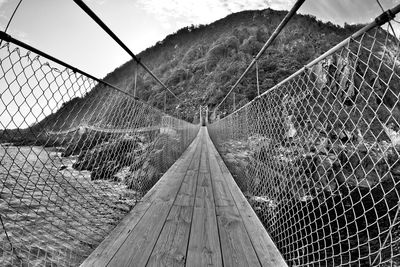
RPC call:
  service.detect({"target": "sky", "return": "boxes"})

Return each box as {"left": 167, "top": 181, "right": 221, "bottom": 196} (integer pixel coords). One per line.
{"left": 0, "top": 0, "right": 399, "bottom": 78}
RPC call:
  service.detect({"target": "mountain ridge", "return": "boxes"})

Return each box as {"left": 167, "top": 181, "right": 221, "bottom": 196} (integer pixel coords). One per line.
{"left": 99, "top": 8, "right": 364, "bottom": 122}
{"left": 7, "top": 8, "right": 368, "bottom": 136}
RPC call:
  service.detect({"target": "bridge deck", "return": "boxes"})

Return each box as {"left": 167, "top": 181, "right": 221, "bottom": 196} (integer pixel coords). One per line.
{"left": 81, "top": 127, "right": 287, "bottom": 267}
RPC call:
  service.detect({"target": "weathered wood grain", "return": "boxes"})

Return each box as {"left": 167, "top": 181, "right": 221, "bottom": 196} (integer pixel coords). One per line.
{"left": 107, "top": 133, "right": 204, "bottom": 266}
{"left": 186, "top": 170, "right": 223, "bottom": 266}
{"left": 80, "top": 129, "right": 202, "bottom": 267}
{"left": 81, "top": 127, "right": 287, "bottom": 267}
{"left": 146, "top": 142, "right": 203, "bottom": 266}
{"left": 206, "top": 133, "right": 261, "bottom": 267}
{"left": 206, "top": 130, "right": 288, "bottom": 267}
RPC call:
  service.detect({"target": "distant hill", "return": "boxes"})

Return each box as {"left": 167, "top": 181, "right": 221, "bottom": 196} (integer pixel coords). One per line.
{"left": 37, "top": 8, "right": 367, "bottom": 129}
{"left": 100, "top": 8, "right": 363, "bottom": 121}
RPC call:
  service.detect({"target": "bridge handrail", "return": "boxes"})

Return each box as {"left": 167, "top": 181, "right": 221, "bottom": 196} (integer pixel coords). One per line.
{"left": 208, "top": 3, "right": 400, "bottom": 265}
{"left": 215, "top": 3, "right": 400, "bottom": 118}
{"left": 72, "top": 0, "right": 181, "bottom": 102}
{"left": 214, "top": 0, "right": 306, "bottom": 112}
{"left": 0, "top": 31, "right": 199, "bottom": 266}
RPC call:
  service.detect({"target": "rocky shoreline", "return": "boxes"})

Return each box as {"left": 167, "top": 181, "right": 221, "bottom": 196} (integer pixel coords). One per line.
{"left": 0, "top": 145, "right": 136, "bottom": 266}
{"left": 0, "top": 125, "right": 194, "bottom": 266}
{"left": 216, "top": 133, "right": 400, "bottom": 266}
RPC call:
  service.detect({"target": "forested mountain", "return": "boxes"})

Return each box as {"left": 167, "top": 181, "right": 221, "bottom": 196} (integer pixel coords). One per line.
{"left": 99, "top": 8, "right": 363, "bottom": 122}
{"left": 21, "top": 7, "right": 366, "bottom": 134}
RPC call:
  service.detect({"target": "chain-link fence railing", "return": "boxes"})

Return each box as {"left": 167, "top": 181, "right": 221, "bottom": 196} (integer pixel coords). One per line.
{"left": 209, "top": 14, "right": 400, "bottom": 266}
{"left": 0, "top": 39, "right": 199, "bottom": 266}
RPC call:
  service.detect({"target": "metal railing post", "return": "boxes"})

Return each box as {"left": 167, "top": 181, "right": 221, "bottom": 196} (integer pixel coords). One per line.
{"left": 133, "top": 61, "right": 138, "bottom": 98}
{"left": 164, "top": 91, "right": 167, "bottom": 113}
{"left": 206, "top": 106, "right": 209, "bottom": 125}
{"left": 256, "top": 59, "right": 260, "bottom": 97}
{"left": 233, "top": 92, "right": 236, "bottom": 111}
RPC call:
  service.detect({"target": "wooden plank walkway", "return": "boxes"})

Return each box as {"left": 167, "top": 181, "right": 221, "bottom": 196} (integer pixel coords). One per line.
{"left": 81, "top": 127, "right": 287, "bottom": 267}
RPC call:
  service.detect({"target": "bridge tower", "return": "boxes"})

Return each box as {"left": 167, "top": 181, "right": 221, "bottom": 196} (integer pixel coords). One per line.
{"left": 199, "top": 105, "right": 208, "bottom": 126}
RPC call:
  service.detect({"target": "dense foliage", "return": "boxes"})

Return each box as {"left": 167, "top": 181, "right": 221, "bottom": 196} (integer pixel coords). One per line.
{"left": 99, "top": 9, "right": 363, "bottom": 122}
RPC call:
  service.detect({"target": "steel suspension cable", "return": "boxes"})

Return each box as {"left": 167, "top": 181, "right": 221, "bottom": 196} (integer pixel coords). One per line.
{"left": 0, "top": 30, "right": 175, "bottom": 123}
{"left": 72, "top": 0, "right": 182, "bottom": 102}
{"left": 217, "top": 3, "right": 400, "bottom": 118}
{"left": 213, "top": 0, "right": 306, "bottom": 113}
{"left": 0, "top": 31, "right": 138, "bottom": 101}
{"left": 375, "top": 0, "right": 399, "bottom": 44}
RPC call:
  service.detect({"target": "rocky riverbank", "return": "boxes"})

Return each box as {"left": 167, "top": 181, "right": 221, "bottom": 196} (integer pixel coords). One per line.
{"left": 69, "top": 129, "right": 183, "bottom": 191}
{"left": 0, "top": 124, "right": 195, "bottom": 266}
{"left": 215, "top": 134, "right": 400, "bottom": 266}
{"left": 0, "top": 145, "right": 138, "bottom": 266}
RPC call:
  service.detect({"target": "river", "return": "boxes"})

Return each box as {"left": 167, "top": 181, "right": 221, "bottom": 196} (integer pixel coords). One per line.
{"left": 0, "top": 145, "right": 135, "bottom": 266}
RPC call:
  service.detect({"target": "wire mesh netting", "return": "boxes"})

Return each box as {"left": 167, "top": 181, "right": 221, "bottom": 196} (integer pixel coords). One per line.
{"left": 0, "top": 41, "right": 199, "bottom": 266}
{"left": 208, "top": 23, "right": 400, "bottom": 266}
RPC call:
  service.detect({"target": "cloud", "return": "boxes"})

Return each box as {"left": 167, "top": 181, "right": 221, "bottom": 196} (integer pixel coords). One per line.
{"left": 134, "top": 0, "right": 400, "bottom": 45}
{"left": 0, "top": 12, "right": 7, "bottom": 20}
{"left": 0, "top": 0, "right": 8, "bottom": 24}
{"left": 0, "top": 20, "right": 28, "bottom": 42}
{"left": 136, "top": 0, "right": 294, "bottom": 29}
{"left": 10, "top": 28, "right": 27, "bottom": 41}
{"left": 220, "top": 0, "right": 295, "bottom": 12}
{"left": 135, "top": 0, "right": 400, "bottom": 31}
{"left": 0, "top": 0, "right": 8, "bottom": 8}
{"left": 136, "top": 0, "right": 225, "bottom": 26}
{"left": 86, "top": 0, "right": 107, "bottom": 5}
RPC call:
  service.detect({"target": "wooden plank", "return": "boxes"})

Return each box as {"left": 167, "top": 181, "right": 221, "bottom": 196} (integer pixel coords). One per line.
{"left": 139, "top": 127, "right": 201, "bottom": 204}
{"left": 146, "top": 147, "right": 202, "bottom": 266}
{"left": 144, "top": 130, "right": 206, "bottom": 266}
{"left": 206, "top": 135, "right": 261, "bottom": 267}
{"left": 198, "top": 133, "right": 208, "bottom": 174}
{"left": 205, "top": 130, "right": 287, "bottom": 267}
{"left": 106, "top": 201, "right": 173, "bottom": 266}
{"left": 174, "top": 170, "right": 199, "bottom": 207}
{"left": 106, "top": 130, "right": 204, "bottom": 266}
{"left": 80, "top": 201, "right": 152, "bottom": 267}
{"left": 145, "top": 205, "right": 192, "bottom": 267}
{"left": 211, "top": 179, "right": 234, "bottom": 208}
{"left": 216, "top": 206, "right": 261, "bottom": 266}
{"left": 186, "top": 170, "right": 223, "bottom": 267}
{"left": 80, "top": 155, "right": 187, "bottom": 267}
{"left": 80, "top": 128, "right": 202, "bottom": 267}
{"left": 188, "top": 138, "right": 203, "bottom": 171}
{"left": 145, "top": 131, "right": 206, "bottom": 266}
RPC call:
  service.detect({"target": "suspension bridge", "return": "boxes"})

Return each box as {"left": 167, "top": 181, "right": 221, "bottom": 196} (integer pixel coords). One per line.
{"left": 1, "top": 0, "right": 400, "bottom": 266}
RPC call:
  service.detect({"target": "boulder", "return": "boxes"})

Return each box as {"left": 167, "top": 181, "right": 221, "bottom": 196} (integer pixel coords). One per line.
{"left": 128, "top": 163, "right": 159, "bottom": 192}
{"left": 91, "top": 161, "right": 121, "bottom": 180}
{"left": 338, "top": 143, "right": 390, "bottom": 188}
{"left": 73, "top": 137, "right": 139, "bottom": 171}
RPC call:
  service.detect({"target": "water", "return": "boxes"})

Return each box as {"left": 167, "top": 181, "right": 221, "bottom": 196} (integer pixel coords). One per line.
{"left": 0, "top": 145, "right": 135, "bottom": 266}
